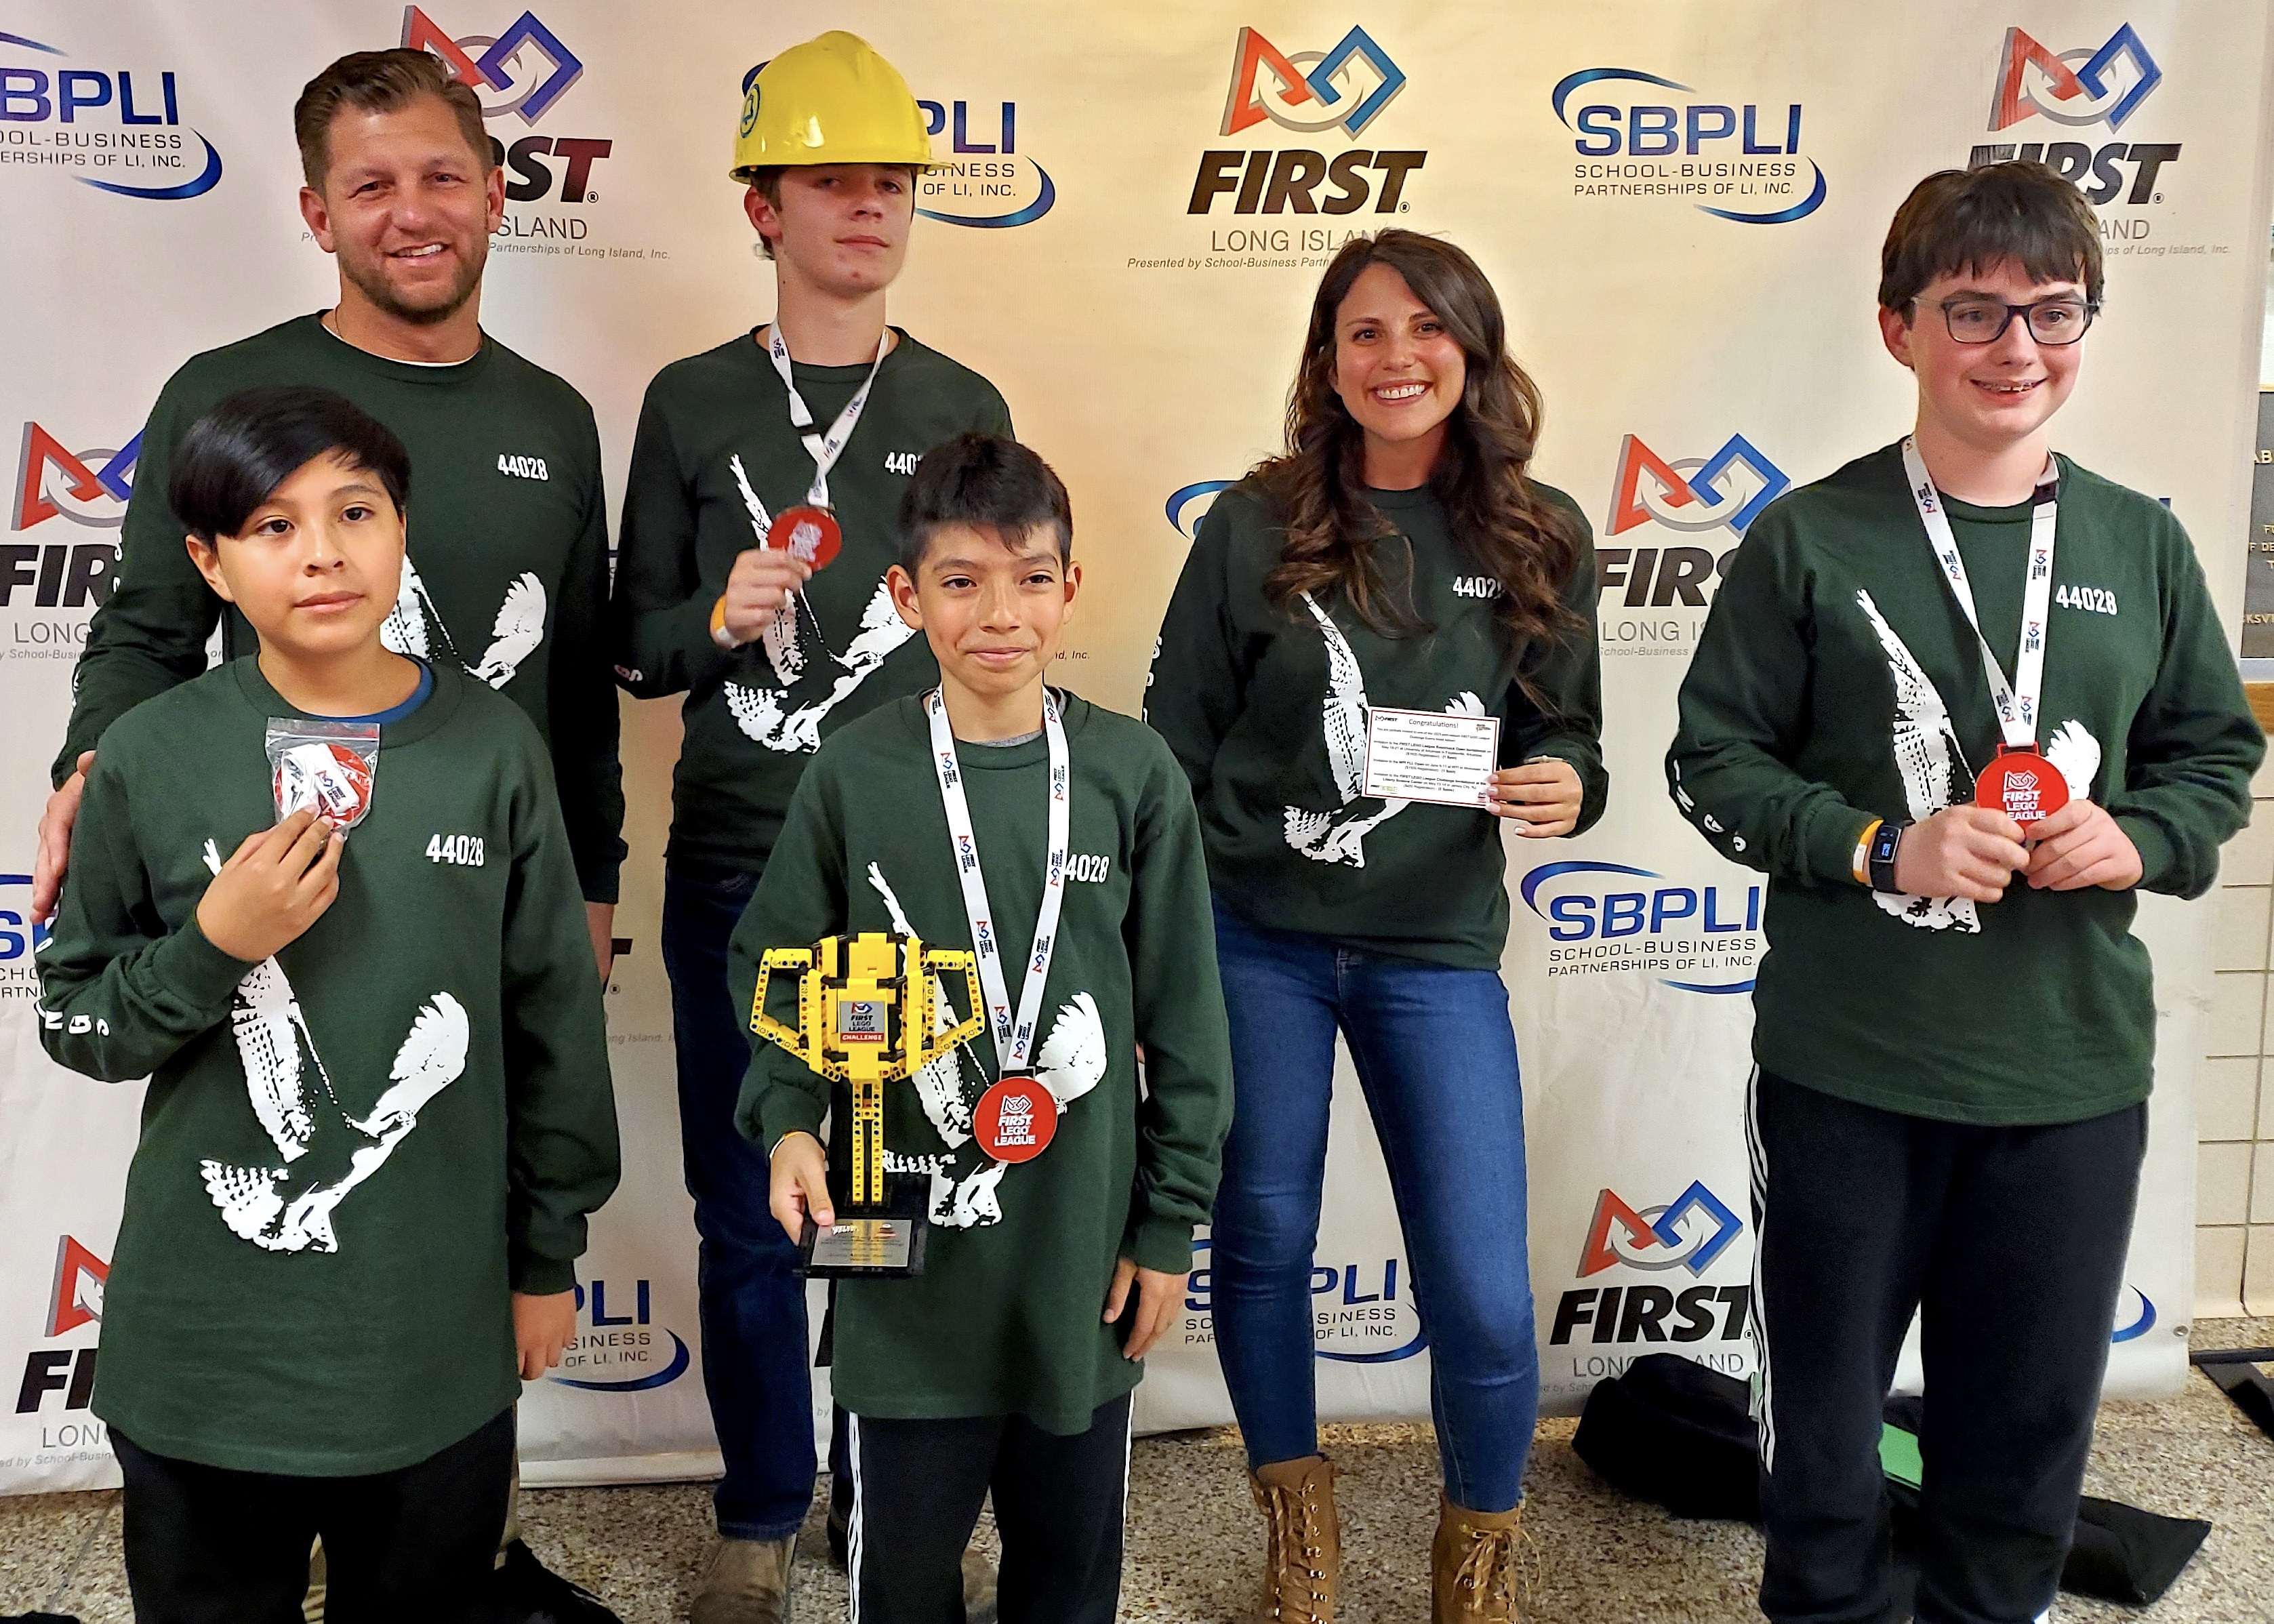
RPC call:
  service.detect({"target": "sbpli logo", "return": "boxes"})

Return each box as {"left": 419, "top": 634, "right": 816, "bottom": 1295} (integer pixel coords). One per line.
{"left": 733, "top": 61, "right": 1054, "bottom": 229}
{"left": 1598, "top": 434, "right": 1785, "bottom": 610}
{"left": 547, "top": 1277, "right": 692, "bottom": 1392}
{"left": 16, "top": 1236, "right": 106, "bottom": 1417}
{"left": 405, "top": 9, "right": 611, "bottom": 211}
{"left": 0, "top": 31, "right": 224, "bottom": 199}
{"left": 1520, "top": 859, "right": 1760, "bottom": 994}
{"left": 1554, "top": 66, "right": 1824, "bottom": 224}
{"left": 1166, "top": 480, "right": 1235, "bottom": 542}
{"left": 915, "top": 96, "right": 1053, "bottom": 228}
{"left": 1190, "top": 26, "right": 1424, "bottom": 216}
{"left": 1186, "top": 1236, "right": 1428, "bottom": 1364}
{"left": 1968, "top": 24, "right": 2178, "bottom": 209}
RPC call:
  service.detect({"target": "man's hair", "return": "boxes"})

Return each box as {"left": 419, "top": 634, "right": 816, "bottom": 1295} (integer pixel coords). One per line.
{"left": 172, "top": 386, "right": 411, "bottom": 543}
{"left": 293, "top": 49, "right": 491, "bottom": 190}
{"left": 897, "top": 433, "right": 1072, "bottom": 574}
{"left": 1879, "top": 161, "right": 2104, "bottom": 312}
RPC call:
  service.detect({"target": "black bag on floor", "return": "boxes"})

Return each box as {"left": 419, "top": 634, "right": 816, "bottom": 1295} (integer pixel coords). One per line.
{"left": 1880, "top": 1396, "right": 2208, "bottom": 1606}
{"left": 1570, "top": 1352, "right": 1758, "bottom": 1520}
{"left": 1576, "top": 1356, "right": 2207, "bottom": 1606}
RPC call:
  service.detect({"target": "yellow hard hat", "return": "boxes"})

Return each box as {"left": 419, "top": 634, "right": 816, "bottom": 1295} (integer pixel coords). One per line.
{"left": 731, "top": 32, "right": 934, "bottom": 182}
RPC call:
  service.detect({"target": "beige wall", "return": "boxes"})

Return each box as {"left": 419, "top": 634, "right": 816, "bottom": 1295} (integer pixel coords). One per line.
{"left": 2201, "top": 751, "right": 2274, "bottom": 1316}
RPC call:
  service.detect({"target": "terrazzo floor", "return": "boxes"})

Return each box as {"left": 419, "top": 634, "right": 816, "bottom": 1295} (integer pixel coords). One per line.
{"left": 7, "top": 1320, "right": 2274, "bottom": 1623}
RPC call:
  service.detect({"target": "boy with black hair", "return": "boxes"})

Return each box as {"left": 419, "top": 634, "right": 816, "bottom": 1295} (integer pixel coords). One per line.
{"left": 729, "top": 432, "right": 1233, "bottom": 1624}
{"left": 609, "top": 31, "right": 1013, "bottom": 1619}
{"left": 35, "top": 386, "right": 620, "bottom": 1624}
{"left": 1668, "top": 162, "right": 2262, "bottom": 1624}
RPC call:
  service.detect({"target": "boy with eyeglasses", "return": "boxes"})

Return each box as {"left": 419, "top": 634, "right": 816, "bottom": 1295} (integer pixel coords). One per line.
{"left": 1668, "top": 161, "right": 2260, "bottom": 1624}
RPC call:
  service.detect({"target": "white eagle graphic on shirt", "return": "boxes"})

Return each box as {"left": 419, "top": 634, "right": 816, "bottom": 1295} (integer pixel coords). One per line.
{"left": 720, "top": 454, "right": 916, "bottom": 754}
{"left": 1856, "top": 588, "right": 2101, "bottom": 933}
{"left": 381, "top": 556, "right": 546, "bottom": 690}
{"left": 861, "top": 862, "right": 1105, "bottom": 1230}
{"left": 1282, "top": 591, "right": 1484, "bottom": 868}
{"left": 193, "top": 838, "right": 470, "bottom": 1252}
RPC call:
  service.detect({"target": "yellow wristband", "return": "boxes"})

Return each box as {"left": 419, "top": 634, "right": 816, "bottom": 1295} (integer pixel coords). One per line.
{"left": 710, "top": 594, "right": 735, "bottom": 651}
{"left": 1852, "top": 818, "right": 1883, "bottom": 885}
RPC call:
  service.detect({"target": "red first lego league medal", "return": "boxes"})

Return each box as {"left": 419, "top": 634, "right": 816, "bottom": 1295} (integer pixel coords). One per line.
{"left": 928, "top": 688, "right": 1074, "bottom": 1166}
{"left": 973, "top": 1076, "right": 1055, "bottom": 1162}
{"left": 1901, "top": 437, "right": 2071, "bottom": 829}
{"left": 769, "top": 504, "right": 842, "bottom": 571}
{"left": 1974, "top": 744, "right": 2069, "bottom": 827}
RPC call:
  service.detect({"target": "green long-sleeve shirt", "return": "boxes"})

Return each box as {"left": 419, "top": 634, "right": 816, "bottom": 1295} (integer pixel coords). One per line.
{"left": 1667, "top": 443, "right": 2263, "bottom": 1124}
{"left": 53, "top": 314, "right": 626, "bottom": 904}
{"left": 36, "top": 657, "right": 621, "bottom": 1476}
{"left": 1145, "top": 478, "right": 1608, "bottom": 967}
{"left": 609, "top": 328, "right": 1012, "bottom": 872}
{"left": 729, "top": 692, "right": 1233, "bottom": 1434}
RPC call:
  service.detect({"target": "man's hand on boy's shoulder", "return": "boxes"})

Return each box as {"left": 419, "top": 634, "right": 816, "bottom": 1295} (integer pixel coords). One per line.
{"left": 513, "top": 1288, "right": 578, "bottom": 1381}
{"left": 1105, "top": 1257, "right": 1185, "bottom": 1362}
{"left": 195, "top": 809, "right": 344, "bottom": 962}
{"left": 31, "top": 750, "right": 94, "bottom": 925}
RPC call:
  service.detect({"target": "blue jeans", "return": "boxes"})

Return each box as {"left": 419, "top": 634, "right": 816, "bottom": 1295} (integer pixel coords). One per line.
{"left": 662, "top": 862, "right": 815, "bottom": 1542}
{"left": 1209, "top": 898, "right": 1539, "bottom": 1513}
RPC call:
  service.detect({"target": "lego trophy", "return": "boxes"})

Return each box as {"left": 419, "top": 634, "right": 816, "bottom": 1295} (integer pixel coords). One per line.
{"left": 750, "top": 932, "right": 983, "bottom": 1277}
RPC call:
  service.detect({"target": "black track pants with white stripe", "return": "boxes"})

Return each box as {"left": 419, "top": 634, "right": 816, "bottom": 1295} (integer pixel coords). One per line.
{"left": 1747, "top": 1071, "right": 2145, "bottom": 1624}
{"left": 848, "top": 1391, "right": 1132, "bottom": 1624}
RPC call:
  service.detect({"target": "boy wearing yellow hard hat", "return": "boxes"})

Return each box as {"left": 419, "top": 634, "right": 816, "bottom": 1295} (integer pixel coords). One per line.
{"left": 607, "top": 32, "right": 1012, "bottom": 1624}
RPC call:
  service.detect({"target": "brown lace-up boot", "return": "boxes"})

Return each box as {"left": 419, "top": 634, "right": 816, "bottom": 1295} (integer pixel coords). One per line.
{"left": 1431, "top": 1497, "right": 1532, "bottom": 1623}
{"left": 1248, "top": 1454, "right": 1339, "bottom": 1624}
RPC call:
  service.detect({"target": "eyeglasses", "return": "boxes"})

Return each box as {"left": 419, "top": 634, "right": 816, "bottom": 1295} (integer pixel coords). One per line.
{"left": 1926, "top": 296, "right": 2098, "bottom": 346}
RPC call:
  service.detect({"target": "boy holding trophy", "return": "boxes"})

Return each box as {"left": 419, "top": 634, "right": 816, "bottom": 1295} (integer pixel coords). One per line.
{"left": 730, "top": 434, "right": 1234, "bottom": 1624}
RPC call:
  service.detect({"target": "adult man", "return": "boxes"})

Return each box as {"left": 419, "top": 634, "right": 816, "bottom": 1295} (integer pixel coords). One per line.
{"left": 1669, "top": 161, "right": 2262, "bottom": 1624}
{"left": 34, "top": 49, "right": 624, "bottom": 983}
{"left": 610, "top": 31, "right": 1011, "bottom": 1624}
{"left": 28, "top": 45, "right": 626, "bottom": 1624}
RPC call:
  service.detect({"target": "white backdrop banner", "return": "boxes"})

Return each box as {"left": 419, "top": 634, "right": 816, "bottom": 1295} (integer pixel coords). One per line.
{"left": 2, "top": 1, "right": 2269, "bottom": 1490}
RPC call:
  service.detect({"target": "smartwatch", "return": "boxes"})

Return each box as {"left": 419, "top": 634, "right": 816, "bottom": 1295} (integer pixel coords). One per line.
{"left": 1867, "top": 819, "right": 1909, "bottom": 893}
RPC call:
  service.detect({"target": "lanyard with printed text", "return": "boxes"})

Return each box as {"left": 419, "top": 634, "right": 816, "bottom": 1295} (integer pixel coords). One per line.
{"left": 925, "top": 687, "right": 1071, "bottom": 1075}
{"left": 1900, "top": 435, "right": 2060, "bottom": 751}
{"left": 766, "top": 322, "right": 887, "bottom": 510}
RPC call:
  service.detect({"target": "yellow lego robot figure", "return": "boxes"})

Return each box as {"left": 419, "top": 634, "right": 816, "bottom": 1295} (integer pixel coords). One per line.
{"left": 750, "top": 931, "right": 982, "bottom": 1275}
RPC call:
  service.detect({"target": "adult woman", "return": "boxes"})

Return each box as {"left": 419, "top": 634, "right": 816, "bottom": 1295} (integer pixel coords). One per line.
{"left": 1146, "top": 230, "right": 1604, "bottom": 1624}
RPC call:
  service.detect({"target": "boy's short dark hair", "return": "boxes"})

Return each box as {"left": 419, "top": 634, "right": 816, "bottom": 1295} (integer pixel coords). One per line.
{"left": 897, "top": 433, "right": 1073, "bottom": 574}
{"left": 293, "top": 49, "right": 491, "bottom": 191}
{"left": 1879, "top": 160, "right": 2105, "bottom": 313}
{"left": 171, "top": 386, "right": 411, "bottom": 544}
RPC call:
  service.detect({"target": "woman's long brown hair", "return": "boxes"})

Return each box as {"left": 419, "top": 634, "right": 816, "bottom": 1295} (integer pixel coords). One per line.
{"left": 1256, "top": 230, "right": 1581, "bottom": 653}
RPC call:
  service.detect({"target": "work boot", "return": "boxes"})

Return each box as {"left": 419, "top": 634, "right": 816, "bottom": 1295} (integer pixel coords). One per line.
{"left": 1248, "top": 1454, "right": 1339, "bottom": 1623}
{"left": 1430, "top": 1497, "right": 1531, "bottom": 1623}
{"left": 691, "top": 1535, "right": 795, "bottom": 1624}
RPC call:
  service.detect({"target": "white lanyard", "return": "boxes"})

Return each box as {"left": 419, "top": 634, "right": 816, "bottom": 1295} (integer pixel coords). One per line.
{"left": 1900, "top": 436, "right": 2059, "bottom": 750}
{"left": 765, "top": 323, "right": 887, "bottom": 509}
{"left": 925, "top": 688, "right": 1072, "bottom": 1072}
